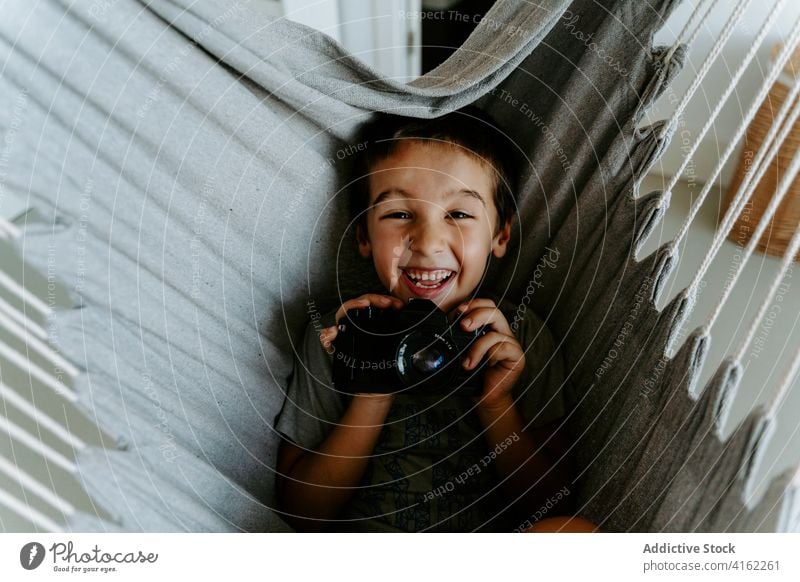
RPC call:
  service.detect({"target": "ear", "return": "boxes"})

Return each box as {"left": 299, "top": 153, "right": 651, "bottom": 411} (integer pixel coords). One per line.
{"left": 356, "top": 222, "right": 372, "bottom": 258}
{"left": 491, "top": 215, "right": 513, "bottom": 258}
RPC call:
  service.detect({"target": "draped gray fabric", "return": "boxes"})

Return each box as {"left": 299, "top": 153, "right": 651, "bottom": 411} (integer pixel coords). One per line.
{"left": 1, "top": 0, "right": 797, "bottom": 531}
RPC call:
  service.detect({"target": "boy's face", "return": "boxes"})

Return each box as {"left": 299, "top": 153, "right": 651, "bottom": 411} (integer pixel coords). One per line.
{"left": 356, "top": 140, "right": 512, "bottom": 314}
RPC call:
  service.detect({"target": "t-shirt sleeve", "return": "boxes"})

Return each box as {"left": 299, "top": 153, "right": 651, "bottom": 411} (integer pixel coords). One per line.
{"left": 504, "top": 301, "right": 569, "bottom": 428}
{"left": 273, "top": 313, "right": 347, "bottom": 450}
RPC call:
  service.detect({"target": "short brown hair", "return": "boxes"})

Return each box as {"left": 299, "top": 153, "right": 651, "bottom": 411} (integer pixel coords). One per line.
{"left": 348, "top": 105, "right": 518, "bottom": 233}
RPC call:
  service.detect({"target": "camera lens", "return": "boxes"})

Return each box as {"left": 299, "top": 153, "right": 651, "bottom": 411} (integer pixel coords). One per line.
{"left": 396, "top": 331, "right": 456, "bottom": 389}
{"left": 411, "top": 345, "right": 446, "bottom": 374}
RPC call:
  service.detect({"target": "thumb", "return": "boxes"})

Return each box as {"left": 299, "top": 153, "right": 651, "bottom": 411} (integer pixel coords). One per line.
{"left": 319, "top": 325, "right": 338, "bottom": 345}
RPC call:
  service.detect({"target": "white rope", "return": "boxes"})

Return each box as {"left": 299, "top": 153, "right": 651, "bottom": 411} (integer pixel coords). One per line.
{"left": 672, "top": 19, "right": 800, "bottom": 251}
{"left": 0, "top": 270, "right": 52, "bottom": 318}
{"left": 0, "top": 218, "right": 20, "bottom": 240}
{"left": 732, "top": 221, "right": 799, "bottom": 372}
{"left": 764, "top": 331, "right": 800, "bottom": 421}
{"left": 659, "top": 0, "right": 756, "bottom": 140}
{"left": 663, "top": 0, "right": 789, "bottom": 198}
{"left": 675, "top": 0, "right": 712, "bottom": 46}
{"left": 0, "top": 454, "right": 75, "bottom": 515}
{"left": 0, "top": 293, "right": 47, "bottom": 340}
{"left": 0, "top": 487, "right": 64, "bottom": 532}
{"left": 777, "top": 464, "right": 800, "bottom": 530}
{"left": 703, "top": 126, "right": 800, "bottom": 331}
{"left": 0, "top": 415, "right": 77, "bottom": 473}
{"left": 0, "top": 380, "right": 85, "bottom": 449}
{"left": 0, "top": 309, "right": 80, "bottom": 378}
{"left": 680, "top": 37, "right": 800, "bottom": 294}
{"left": 0, "top": 340, "right": 77, "bottom": 402}
{"left": 662, "top": 0, "right": 719, "bottom": 68}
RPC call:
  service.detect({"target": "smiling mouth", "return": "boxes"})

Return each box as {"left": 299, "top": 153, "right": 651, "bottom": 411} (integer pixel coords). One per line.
{"left": 401, "top": 268, "right": 456, "bottom": 289}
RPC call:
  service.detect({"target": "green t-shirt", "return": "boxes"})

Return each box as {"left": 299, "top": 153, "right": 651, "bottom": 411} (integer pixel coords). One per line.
{"left": 274, "top": 299, "right": 568, "bottom": 532}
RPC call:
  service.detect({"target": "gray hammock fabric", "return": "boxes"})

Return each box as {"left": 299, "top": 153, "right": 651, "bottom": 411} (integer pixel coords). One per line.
{"left": 1, "top": 0, "right": 797, "bottom": 531}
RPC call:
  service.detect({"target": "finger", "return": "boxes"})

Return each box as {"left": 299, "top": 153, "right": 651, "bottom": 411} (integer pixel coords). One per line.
{"left": 334, "top": 294, "right": 403, "bottom": 322}
{"left": 319, "top": 325, "right": 338, "bottom": 349}
{"left": 484, "top": 340, "right": 525, "bottom": 371}
{"left": 365, "top": 294, "right": 405, "bottom": 310}
{"left": 335, "top": 298, "right": 370, "bottom": 323}
{"left": 353, "top": 392, "right": 395, "bottom": 402}
{"left": 456, "top": 298, "right": 497, "bottom": 314}
{"left": 462, "top": 331, "right": 523, "bottom": 370}
{"left": 459, "top": 306, "right": 512, "bottom": 336}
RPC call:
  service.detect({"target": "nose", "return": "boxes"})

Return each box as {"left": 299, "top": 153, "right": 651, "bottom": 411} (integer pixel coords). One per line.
{"left": 408, "top": 219, "right": 446, "bottom": 256}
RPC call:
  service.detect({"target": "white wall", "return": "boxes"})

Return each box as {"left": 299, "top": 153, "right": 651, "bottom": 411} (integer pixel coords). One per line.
{"left": 280, "top": 0, "right": 422, "bottom": 81}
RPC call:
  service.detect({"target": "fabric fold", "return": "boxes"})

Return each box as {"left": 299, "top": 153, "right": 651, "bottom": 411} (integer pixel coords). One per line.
{"left": 1, "top": 0, "right": 796, "bottom": 532}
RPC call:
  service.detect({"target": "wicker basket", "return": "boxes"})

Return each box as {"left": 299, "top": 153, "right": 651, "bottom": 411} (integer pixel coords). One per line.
{"left": 722, "top": 42, "right": 800, "bottom": 261}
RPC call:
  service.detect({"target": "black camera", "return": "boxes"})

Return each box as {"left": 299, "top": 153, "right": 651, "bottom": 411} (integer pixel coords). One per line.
{"left": 331, "top": 298, "right": 488, "bottom": 395}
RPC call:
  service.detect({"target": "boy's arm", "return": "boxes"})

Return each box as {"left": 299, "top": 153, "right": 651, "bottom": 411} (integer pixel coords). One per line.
{"left": 456, "top": 298, "right": 573, "bottom": 517}
{"left": 476, "top": 398, "right": 573, "bottom": 517}
{"left": 277, "top": 293, "right": 405, "bottom": 531}
{"left": 276, "top": 393, "right": 393, "bottom": 532}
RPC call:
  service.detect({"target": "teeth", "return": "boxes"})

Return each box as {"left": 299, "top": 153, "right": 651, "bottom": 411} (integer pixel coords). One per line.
{"left": 405, "top": 269, "right": 453, "bottom": 282}
{"left": 403, "top": 268, "right": 454, "bottom": 290}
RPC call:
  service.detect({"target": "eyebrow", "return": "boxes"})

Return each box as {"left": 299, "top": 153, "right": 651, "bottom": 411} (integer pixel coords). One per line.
{"left": 371, "top": 188, "right": 486, "bottom": 209}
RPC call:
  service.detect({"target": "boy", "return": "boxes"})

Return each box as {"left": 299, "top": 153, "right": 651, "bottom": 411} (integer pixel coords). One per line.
{"left": 274, "top": 106, "right": 584, "bottom": 532}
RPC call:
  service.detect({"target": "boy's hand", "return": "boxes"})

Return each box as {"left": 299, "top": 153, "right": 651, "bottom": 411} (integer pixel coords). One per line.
{"left": 319, "top": 294, "right": 404, "bottom": 398}
{"left": 457, "top": 298, "right": 525, "bottom": 410}
{"left": 319, "top": 293, "right": 405, "bottom": 351}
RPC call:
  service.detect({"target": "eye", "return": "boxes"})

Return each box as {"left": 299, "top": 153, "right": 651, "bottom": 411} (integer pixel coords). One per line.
{"left": 447, "top": 211, "right": 473, "bottom": 220}
{"left": 381, "top": 211, "right": 411, "bottom": 220}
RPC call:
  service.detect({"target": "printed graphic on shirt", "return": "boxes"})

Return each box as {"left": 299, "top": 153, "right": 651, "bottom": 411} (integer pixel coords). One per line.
{"left": 341, "top": 393, "right": 504, "bottom": 532}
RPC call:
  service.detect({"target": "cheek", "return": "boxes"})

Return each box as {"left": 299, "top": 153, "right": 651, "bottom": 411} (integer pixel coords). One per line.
{"left": 365, "top": 221, "right": 390, "bottom": 247}
{"left": 457, "top": 229, "right": 493, "bottom": 261}
{"left": 368, "top": 231, "right": 403, "bottom": 270}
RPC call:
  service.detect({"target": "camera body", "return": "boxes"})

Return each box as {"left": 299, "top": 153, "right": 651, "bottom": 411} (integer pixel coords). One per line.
{"left": 331, "top": 298, "right": 488, "bottom": 395}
